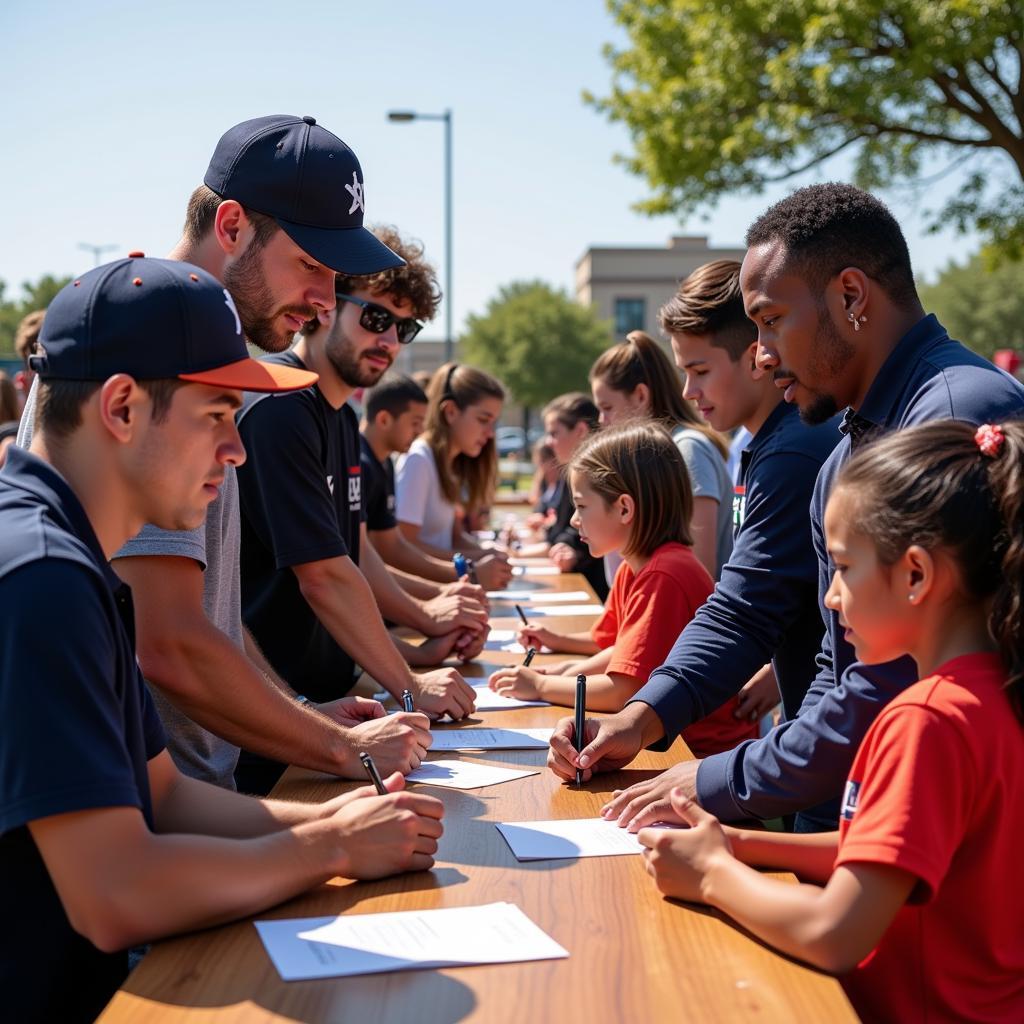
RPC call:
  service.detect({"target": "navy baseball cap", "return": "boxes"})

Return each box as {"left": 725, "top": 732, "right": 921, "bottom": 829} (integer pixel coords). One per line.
{"left": 31, "top": 257, "right": 318, "bottom": 393}
{"left": 203, "top": 114, "right": 404, "bottom": 275}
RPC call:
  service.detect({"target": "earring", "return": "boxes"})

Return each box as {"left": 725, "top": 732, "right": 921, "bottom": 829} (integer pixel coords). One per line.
{"left": 908, "top": 594, "right": 915, "bottom": 603}
{"left": 847, "top": 312, "right": 867, "bottom": 332}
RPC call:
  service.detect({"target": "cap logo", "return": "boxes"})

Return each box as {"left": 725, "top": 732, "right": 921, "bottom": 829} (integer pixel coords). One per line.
{"left": 344, "top": 172, "right": 365, "bottom": 215}
{"left": 223, "top": 289, "right": 242, "bottom": 335}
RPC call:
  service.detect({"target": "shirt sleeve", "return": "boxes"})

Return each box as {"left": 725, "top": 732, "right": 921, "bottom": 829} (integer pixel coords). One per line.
{"left": 395, "top": 448, "right": 433, "bottom": 528}
{"left": 116, "top": 521, "right": 207, "bottom": 568}
{"left": 0, "top": 561, "right": 160, "bottom": 833}
{"left": 675, "top": 432, "right": 724, "bottom": 502}
{"left": 630, "top": 450, "right": 824, "bottom": 738}
{"left": 835, "top": 703, "right": 975, "bottom": 902}
{"left": 236, "top": 392, "right": 349, "bottom": 569}
{"left": 361, "top": 451, "right": 397, "bottom": 532}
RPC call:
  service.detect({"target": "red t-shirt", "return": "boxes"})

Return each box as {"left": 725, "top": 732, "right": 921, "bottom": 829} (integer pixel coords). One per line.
{"left": 591, "top": 543, "right": 757, "bottom": 757}
{"left": 835, "top": 652, "right": 1024, "bottom": 1023}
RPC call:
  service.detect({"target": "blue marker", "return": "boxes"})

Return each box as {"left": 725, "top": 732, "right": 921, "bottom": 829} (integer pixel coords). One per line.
{"left": 453, "top": 552, "right": 469, "bottom": 579}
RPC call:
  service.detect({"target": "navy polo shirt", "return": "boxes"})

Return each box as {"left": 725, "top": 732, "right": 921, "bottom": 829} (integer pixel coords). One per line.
{"left": 237, "top": 351, "right": 363, "bottom": 702}
{"left": 694, "top": 314, "right": 1024, "bottom": 829}
{"left": 632, "top": 400, "right": 842, "bottom": 735}
{"left": 360, "top": 433, "right": 398, "bottom": 533}
{"left": 0, "top": 447, "right": 166, "bottom": 1024}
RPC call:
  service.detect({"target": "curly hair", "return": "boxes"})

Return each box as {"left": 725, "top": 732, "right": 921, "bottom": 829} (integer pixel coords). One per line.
{"left": 335, "top": 225, "right": 442, "bottom": 321}
{"left": 745, "top": 183, "right": 917, "bottom": 307}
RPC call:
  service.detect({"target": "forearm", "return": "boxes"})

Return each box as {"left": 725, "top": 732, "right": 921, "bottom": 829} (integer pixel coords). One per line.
{"left": 566, "top": 645, "right": 611, "bottom": 670}
{"left": 727, "top": 828, "right": 838, "bottom": 885}
{"left": 389, "top": 566, "right": 442, "bottom": 600}
{"left": 298, "top": 561, "right": 416, "bottom": 699}
{"left": 537, "top": 672, "right": 637, "bottom": 711}
{"left": 548, "top": 631, "right": 600, "bottom": 655}
{"left": 399, "top": 522, "right": 459, "bottom": 562}
{"left": 360, "top": 537, "right": 433, "bottom": 632}
{"left": 372, "top": 529, "right": 458, "bottom": 584}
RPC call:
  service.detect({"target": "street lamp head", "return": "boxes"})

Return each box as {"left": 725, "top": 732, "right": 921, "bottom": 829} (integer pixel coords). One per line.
{"left": 387, "top": 111, "right": 417, "bottom": 122}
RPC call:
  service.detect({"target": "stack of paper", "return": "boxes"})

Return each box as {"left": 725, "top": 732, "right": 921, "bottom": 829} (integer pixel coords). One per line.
{"left": 512, "top": 565, "right": 561, "bottom": 577}
{"left": 429, "top": 727, "right": 553, "bottom": 750}
{"left": 482, "top": 630, "right": 552, "bottom": 655}
{"left": 470, "top": 683, "right": 549, "bottom": 711}
{"left": 405, "top": 759, "right": 539, "bottom": 790}
{"left": 255, "top": 902, "right": 568, "bottom": 981}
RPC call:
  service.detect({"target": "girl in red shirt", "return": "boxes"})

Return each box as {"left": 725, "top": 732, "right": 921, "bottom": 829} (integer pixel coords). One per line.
{"left": 488, "top": 421, "right": 756, "bottom": 757}
{"left": 638, "top": 420, "right": 1024, "bottom": 1023}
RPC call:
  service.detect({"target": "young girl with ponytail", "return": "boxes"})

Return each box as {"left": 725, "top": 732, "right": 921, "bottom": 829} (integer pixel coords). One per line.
{"left": 638, "top": 420, "right": 1024, "bottom": 1023}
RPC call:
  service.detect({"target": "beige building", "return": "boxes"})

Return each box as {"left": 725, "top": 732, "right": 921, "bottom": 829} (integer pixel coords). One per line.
{"left": 575, "top": 235, "right": 746, "bottom": 339}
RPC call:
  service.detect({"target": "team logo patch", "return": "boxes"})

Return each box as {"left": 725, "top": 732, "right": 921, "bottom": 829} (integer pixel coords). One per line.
{"left": 732, "top": 484, "right": 746, "bottom": 530}
{"left": 840, "top": 779, "right": 860, "bottom": 821}
{"left": 344, "top": 172, "right": 364, "bottom": 215}
{"left": 348, "top": 465, "right": 361, "bottom": 510}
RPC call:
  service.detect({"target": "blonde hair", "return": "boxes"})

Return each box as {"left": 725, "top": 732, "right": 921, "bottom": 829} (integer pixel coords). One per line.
{"left": 423, "top": 362, "right": 505, "bottom": 514}
{"left": 589, "top": 330, "right": 728, "bottom": 458}
{"left": 569, "top": 421, "right": 693, "bottom": 559}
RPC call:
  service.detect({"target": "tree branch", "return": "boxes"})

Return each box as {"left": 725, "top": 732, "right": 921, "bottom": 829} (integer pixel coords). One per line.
{"left": 760, "top": 134, "right": 862, "bottom": 181}
{"left": 945, "top": 63, "right": 1024, "bottom": 169}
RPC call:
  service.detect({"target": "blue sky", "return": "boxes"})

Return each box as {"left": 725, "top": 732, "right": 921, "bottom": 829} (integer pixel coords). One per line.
{"left": 1, "top": 0, "right": 981, "bottom": 341}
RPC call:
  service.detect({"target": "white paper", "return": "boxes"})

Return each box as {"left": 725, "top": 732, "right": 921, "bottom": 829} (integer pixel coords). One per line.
{"left": 487, "top": 590, "right": 591, "bottom": 603}
{"left": 519, "top": 604, "right": 604, "bottom": 617}
{"left": 429, "top": 727, "right": 553, "bottom": 750}
{"left": 496, "top": 817, "right": 672, "bottom": 860}
{"left": 512, "top": 565, "right": 561, "bottom": 576}
{"left": 405, "top": 759, "right": 539, "bottom": 789}
{"left": 470, "top": 683, "right": 549, "bottom": 711}
{"left": 255, "top": 902, "right": 568, "bottom": 981}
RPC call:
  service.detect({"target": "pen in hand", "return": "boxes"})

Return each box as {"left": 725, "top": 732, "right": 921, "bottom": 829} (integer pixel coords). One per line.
{"left": 359, "top": 751, "right": 388, "bottom": 795}
{"left": 574, "top": 674, "right": 587, "bottom": 787}
{"left": 523, "top": 646, "right": 537, "bottom": 667}
{"left": 401, "top": 689, "right": 416, "bottom": 713}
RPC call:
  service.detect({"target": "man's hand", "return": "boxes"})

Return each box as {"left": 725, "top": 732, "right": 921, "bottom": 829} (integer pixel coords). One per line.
{"left": 410, "top": 668, "right": 476, "bottom": 720}
{"left": 548, "top": 542, "right": 578, "bottom": 572}
{"left": 317, "top": 695, "right": 386, "bottom": 728}
{"left": 344, "top": 712, "right": 431, "bottom": 775}
{"left": 488, "top": 665, "right": 544, "bottom": 701}
{"left": 600, "top": 760, "right": 701, "bottom": 831}
{"left": 547, "top": 703, "right": 658, "bottom": 783}
{"left": 734, "top": 664, "right": 780, "bottom": 723}
{"left": 439, "top": 579, "right": 489, "bottom": 611}
{"left": 638, "top": 788, "right": 733, "bottom": 904}
{"left": 475, "top": 551, "right": 512, "bottom": 590}
{"left": 325, "top": 773, "right": 445, "bottom": 879}
{"left": 419, "top": 593, "right": 488, "bottom": 636}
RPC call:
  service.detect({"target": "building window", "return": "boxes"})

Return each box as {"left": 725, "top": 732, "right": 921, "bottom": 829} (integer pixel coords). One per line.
{"left": 614, "top": 297, "right": 645, "bottom": 336}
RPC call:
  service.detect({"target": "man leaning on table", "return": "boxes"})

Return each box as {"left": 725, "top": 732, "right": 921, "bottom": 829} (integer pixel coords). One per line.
{"left": 0, "top": 259, "right": 444, "bottom": 1024}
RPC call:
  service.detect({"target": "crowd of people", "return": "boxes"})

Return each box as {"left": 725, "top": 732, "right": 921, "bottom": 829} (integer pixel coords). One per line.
{"left": 1, "top": 111, "right": 1022, "bottom": 1023}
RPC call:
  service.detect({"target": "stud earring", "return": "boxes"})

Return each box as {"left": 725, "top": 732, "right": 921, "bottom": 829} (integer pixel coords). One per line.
{"left": 847, "top": 312, "right": 867, "bottom": 332}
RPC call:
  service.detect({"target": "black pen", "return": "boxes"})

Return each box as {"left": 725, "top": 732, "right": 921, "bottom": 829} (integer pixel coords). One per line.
{"left": 358, "top": 751, "right": 387, "bottom": 795}
{"left": 515, "top": 603, "right": 529, "bottom": 626}
{"left": 523, "top": 646, "right": 537, "bottom": 667}
{"left": 574, "top": 674, "right": 587, "bottom": 787}
{"left": 401, "top": 689, "right": 415, "bottom": 713}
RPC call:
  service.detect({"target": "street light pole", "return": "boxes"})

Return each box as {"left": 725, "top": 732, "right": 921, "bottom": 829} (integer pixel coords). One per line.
{"left": 78, "top": 242, "right": 119, "bottom": 267}
{"left": 387, "top": 109, "right": 453, "bottom": 363}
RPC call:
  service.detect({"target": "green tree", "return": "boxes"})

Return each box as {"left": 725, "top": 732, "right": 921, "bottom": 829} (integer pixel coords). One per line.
{"left": 918, "top": 250, "right": 1024, "bottom": 359}
{"left": 460, "top": 281, "right": 611, "bottom": 419}
{"left": 0, "top": 274, "right": 71, "bottom": 356}
{"left": 590, "top": 0, "right": 1024, "bottom": 257}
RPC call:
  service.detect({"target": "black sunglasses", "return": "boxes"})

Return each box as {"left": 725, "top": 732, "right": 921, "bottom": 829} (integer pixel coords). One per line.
{"left": 335, "top": 293, "right": 423, "bottom": 345}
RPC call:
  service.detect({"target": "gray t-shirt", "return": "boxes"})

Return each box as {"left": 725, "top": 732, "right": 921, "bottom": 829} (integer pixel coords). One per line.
{"left": 672, "top": 426, "right": 733, "bottom": 580}
{"left": 17, "top": 375, "right": 243, "bottom": 788}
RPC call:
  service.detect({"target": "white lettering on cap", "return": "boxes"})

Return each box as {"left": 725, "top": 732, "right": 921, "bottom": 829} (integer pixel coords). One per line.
{"left": 344, "top": 171, "right": 364, "bottom": 215}
{"left": 223, "top": 289, "right": 242, "bottom": 335}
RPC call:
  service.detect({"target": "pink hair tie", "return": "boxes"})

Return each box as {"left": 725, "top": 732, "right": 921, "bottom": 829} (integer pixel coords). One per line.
{"left": 975, "top": 423, "right": 1005, "bottom": 458}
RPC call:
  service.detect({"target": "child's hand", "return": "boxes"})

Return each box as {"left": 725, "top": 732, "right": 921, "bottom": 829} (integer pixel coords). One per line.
{"left": 549, "top": 543, "right": 578, "bottom": 571}
{"left": 488, "top": 666, "right": 544, "bottom": 701}
{"left": 516, "top": 624, "right": 561, "bottom": 651}
{"left": 638, "top": 788, "right": 734, "bottom": 904}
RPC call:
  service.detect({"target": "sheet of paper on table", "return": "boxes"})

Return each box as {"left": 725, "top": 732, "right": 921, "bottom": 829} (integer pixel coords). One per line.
{"left": 482, "top": 630, "right": 552, "bottom": 654}
{"left": 255, "top": 902, "right": 568, "bottom": 981}
{"left": 520, "top": 604, "right": 605, "bottom": 617}
{"left": 471, "top": 684, "right": 549, "bottom": 711}
{"left": 486, "top": 590, "right": 591, "bottom": 603}
{"left": 405, "top": 759, "right": 540, "bottom": 789}
{"left": 429, "top": 727, "right": 553, "bottom": 750}
{"left": 512, "top": 565, "right": 561, "bottom": 577}
{"left": 496, "top": 817, "right": 674, "bottom": 861}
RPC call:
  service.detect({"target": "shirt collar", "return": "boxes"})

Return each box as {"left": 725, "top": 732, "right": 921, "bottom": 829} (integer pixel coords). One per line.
{"left": 1, "top": 446, "right": 123, "bottom": 591}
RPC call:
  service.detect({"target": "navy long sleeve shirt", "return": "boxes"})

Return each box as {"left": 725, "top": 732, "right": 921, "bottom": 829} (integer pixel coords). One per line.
{"left": 693, "top": 315, "right": 1024, "bottom": 829}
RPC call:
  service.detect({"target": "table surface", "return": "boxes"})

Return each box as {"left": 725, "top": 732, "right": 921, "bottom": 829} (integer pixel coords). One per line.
{"left": 98, "top": 565, "right": 857, "bottom": 1024}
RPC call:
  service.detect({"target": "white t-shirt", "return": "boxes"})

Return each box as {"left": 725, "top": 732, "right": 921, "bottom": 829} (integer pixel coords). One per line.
{"left": 395, "top": 438, "right": 456, "bottom": 550}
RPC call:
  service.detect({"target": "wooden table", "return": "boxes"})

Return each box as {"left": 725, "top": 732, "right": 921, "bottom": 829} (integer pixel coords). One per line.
{"left": 99, "top": 568, "right": 858, "bottom": 1023}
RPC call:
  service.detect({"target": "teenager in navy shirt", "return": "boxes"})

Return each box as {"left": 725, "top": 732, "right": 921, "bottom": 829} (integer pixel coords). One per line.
{"left": 0, "top": 258, "right": 444, "bottom": 1023}
{"left": 550, "top": 184, "right": 1024, "bottom": 831}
